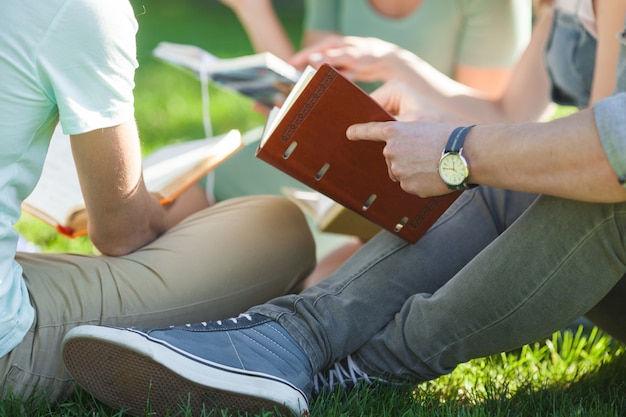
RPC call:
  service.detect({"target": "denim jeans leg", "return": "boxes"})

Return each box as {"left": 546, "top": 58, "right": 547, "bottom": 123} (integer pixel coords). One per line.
{"left": 352, "top": 196, "right": 626, "bottom": 381}
{"left": 583, "top": 272, "right": 626, "bottom": 343}
{"left": 252, "top": 187, "right": 538, "bottom": 372}
{"left": 545, "top": 10, "right": 596, "bottom": 108}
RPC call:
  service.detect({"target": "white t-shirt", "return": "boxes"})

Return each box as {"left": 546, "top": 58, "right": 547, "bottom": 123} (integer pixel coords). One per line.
{"left": 0, "top": 0, "right": 138, "bottom": 357}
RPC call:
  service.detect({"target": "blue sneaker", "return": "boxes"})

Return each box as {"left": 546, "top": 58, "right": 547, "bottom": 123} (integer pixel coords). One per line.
{"left": 62, "top": 313, "right": 312, "bottom": 416}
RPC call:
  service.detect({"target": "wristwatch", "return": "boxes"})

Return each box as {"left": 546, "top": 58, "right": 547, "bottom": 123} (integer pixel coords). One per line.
{"left": 437, "top": 125, "right": 476, "bottom": 191}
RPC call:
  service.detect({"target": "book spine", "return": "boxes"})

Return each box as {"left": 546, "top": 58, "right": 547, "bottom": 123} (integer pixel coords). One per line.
{"left": 256, "top": 65, "right": 338, "bottom": 184}
{"left": 256, "top": 64, "right": 461, "bottom": 244}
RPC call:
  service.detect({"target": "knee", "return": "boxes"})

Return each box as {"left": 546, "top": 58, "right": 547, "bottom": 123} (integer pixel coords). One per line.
{"left": 243, "top": 195, "right": 316, "bottom": 252}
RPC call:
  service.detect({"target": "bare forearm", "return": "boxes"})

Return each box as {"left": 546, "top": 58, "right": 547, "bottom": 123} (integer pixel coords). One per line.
{"left": 388, "top": 10, "right": 554, "bottom": 125}
{"left": 87, "top": 187, "right": 168, "bottom": 256}
{"left": 390, "top": 49, "right": 551, "bottom": 125}
{"left": 389, "top": 50, "right": 501, "bottom": 122}
{"left": 466, "top": 109, "right": 626, "bottom": 202}
{"left": 161, "top": 184, "right": 210, "bottom": 230}
{"left": 225, "top": 0, "right": 295, "bottom": 59}
{"left": 72, "top": 123, "right": 169, "bottom": 256}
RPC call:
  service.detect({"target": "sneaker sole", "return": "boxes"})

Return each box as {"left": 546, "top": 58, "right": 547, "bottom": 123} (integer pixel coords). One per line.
{"left": 62, "top": 326, "right": 309, "bottom": 416}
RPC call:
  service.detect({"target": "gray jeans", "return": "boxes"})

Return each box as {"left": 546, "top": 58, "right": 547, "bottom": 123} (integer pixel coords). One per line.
{"left": 253, "top": 187, "right": 626, "bottom": 381}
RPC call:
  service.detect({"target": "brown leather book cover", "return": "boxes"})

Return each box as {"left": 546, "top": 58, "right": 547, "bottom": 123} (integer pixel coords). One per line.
{"left": 256, "top": 64, "right": 460, "bottom": 243}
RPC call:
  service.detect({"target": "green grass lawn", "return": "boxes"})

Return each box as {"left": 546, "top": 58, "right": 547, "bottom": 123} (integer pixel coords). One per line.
{"left": 9, "top": 1, "right": 626, "bottom": 416}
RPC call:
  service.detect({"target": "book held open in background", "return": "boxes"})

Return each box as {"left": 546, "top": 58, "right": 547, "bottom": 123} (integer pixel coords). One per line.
{"left": 152, "top": 42, "right": 300, "bottom": 109}
{"left": 281, "top": 187, "right": 382, "bottom": 242}
{"left": 22, "top": 126, "right": 242, "bottom": 238}
{"left": 256, "top": 64, "right": 461, "bottom": 244}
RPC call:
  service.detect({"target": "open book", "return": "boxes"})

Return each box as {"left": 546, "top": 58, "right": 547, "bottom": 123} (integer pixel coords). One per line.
{"left": 152, "top": 42, "right": 301, "bottom": 108}
{"left": 282, "top": 187, "right": 381, "bottom": 242}
{"left": 256, "top": 64, "right": 461, "bottom": 244}
{"left": 22, "top": 127, "right": 242, "bottom": 237}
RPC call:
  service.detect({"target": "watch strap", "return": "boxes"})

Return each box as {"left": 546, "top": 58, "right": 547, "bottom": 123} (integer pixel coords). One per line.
{"left": 441, "top": 124, "right": 477, "bottom": 190}
{"left": 444, "top": 124, "right": 476, "bottom": 153}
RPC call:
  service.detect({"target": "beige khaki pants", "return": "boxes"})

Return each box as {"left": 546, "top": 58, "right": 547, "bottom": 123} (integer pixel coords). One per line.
{"left": 1, "top": 196, "right": 315, "bottom": 403}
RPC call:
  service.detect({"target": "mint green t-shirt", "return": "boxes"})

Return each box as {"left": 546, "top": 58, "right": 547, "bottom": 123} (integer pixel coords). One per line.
{"left": 304, "top": 0, "right": 531, "bottom": 78}
{"left": 0, "top": 0, "right": 137, "bottom": 357}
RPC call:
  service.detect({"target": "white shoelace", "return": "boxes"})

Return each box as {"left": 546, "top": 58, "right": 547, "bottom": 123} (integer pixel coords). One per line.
{"left": 215, "top": 313, "right": 252, "bottom": 326}
{"left": 312, "top": 354, "right": 372, "bottom": 395}
{"left": 182, "top": 313, "right": 253, "bottom": 328}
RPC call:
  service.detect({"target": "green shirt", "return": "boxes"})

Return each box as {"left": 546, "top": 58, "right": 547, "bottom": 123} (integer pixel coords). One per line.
{"left": 304, "top": 0, "right": 531, "bottom": 77}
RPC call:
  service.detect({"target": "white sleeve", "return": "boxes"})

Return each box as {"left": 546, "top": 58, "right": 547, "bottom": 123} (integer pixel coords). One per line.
{"left": 38, "top": 0, "right": 139, "bottom": 135}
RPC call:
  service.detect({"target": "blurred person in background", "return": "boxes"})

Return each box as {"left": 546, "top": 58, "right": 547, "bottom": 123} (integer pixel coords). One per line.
{"left": 214, "top": 0, "right": 532, "bottom": 286}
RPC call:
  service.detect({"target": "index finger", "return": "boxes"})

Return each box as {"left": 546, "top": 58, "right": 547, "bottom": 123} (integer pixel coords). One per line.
{"left": 346, "top": 121, "right": 390, "bottom": 142}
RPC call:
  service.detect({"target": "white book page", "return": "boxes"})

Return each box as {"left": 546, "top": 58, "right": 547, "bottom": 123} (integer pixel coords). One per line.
{"left": 281, "top": 187, "right": 337, "bottom": 221}
{"left": 152, "top": 42, "right": 219, "bottom": 75}
{"left": 154, "top": 42, "right": 300, "bottom": 108}
{"left": 142, "top": 138, "right": 220, "bottom": 186}
{"left": 208, "top": 52, "right": 300, "bottom": 81}
{"left": 153, "top": 42, "right": 299, "bottom": 82}
{"left": 260, "top": 65, "right": 317, "bottom": 147}
{"left": 143, "top": 129, "right": 241, "bottom": 199}
{"left": 23, "top": 127, "right": 241, "bottom": 228}
{"left": 22, "top": 126, "right": 84, "bottom": 227}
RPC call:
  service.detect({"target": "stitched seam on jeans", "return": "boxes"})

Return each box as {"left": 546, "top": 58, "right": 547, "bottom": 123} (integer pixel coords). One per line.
{"left": 310, "top": 192, "right": 480, "bottom": 306}
{"left": 426, "top": 212, "right": 623, "bottom": 364}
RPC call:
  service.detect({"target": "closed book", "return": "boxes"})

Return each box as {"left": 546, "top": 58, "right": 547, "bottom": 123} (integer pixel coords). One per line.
{"left": 256, "top": 64, "right": 460, "bottom": 244}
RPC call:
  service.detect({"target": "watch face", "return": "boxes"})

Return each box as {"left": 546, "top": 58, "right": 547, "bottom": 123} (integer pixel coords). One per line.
{"left": 438, "top": 153, "right": 469, "bottom": 186}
